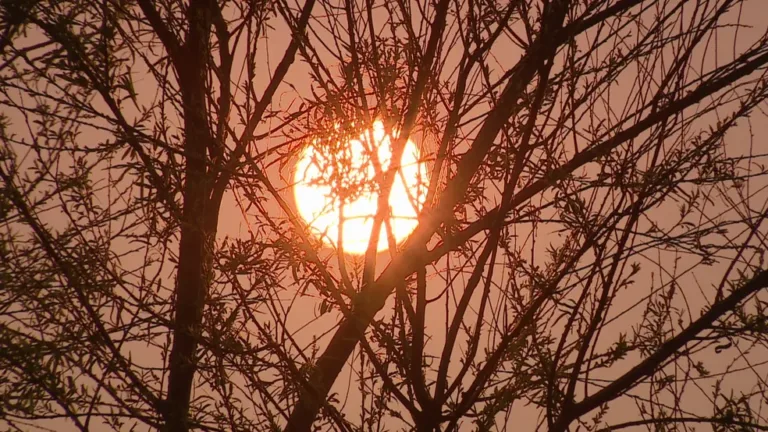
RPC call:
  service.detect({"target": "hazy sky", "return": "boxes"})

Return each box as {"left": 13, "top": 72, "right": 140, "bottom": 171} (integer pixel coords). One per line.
{"left": 3, "top": 1, "right": 768, "bottom": 431}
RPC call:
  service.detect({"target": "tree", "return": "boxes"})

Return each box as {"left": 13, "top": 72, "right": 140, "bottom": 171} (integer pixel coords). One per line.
{"left": 1, "top": 0, "right": 768, "bottom": 431}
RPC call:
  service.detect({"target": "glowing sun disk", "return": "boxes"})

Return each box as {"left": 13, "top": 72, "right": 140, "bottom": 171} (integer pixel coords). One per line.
{"left": 294, "top": 121, "right": 428, "bottom": 254}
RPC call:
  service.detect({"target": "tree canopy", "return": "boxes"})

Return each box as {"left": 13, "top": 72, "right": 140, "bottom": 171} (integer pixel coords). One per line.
{"left": 2, "top": 0, "right": 768, "bottom": 431}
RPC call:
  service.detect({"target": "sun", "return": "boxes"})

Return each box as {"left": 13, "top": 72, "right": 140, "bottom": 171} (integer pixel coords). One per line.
{"left": 294, "top": 120, "right": 428, "bottom": 254}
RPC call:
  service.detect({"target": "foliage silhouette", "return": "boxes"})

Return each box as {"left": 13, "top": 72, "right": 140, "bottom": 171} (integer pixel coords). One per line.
{"left": 1, "top": 0, "right": 768, "bottom": 431}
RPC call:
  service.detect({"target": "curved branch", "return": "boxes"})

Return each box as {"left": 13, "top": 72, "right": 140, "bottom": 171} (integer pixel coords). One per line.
{"left": 554, "top": 268, "right": 768, "bottom": 431}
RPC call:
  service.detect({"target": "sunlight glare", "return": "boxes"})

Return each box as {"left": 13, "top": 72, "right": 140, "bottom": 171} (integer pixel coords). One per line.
{"left": 293, "top": 121, "right": 428, "bottom": 254}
